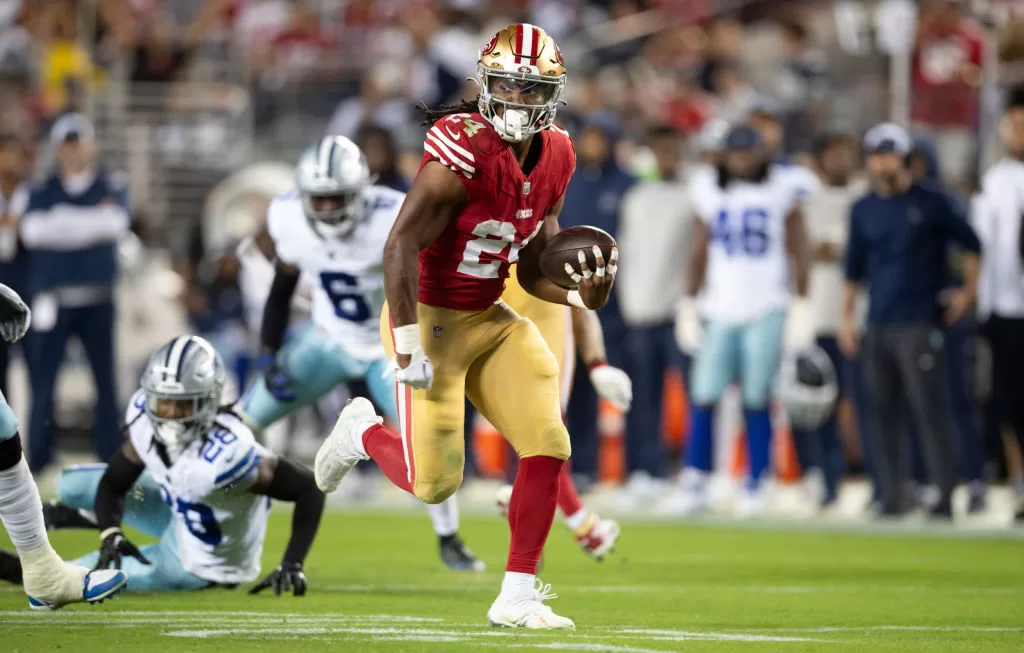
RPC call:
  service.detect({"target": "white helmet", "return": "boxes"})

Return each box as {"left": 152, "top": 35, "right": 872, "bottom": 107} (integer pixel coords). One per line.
{"left": 295, "top": 135, "right": 371, "bottom": 239}
{"left": 777, "top": 346, "right": 839, "bottom": 430}
{"left": 474, "top": 23, "right": 567, "bottom": 143}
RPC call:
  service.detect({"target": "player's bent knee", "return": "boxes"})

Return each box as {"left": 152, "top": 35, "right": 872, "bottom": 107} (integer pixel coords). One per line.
{"left": 513, "top": 422, "right": 571, "bottom": 461}
{"left": 57, "top": 465, "right": 106, "bottom": 511}
{"left": 414, "top": 472, "right": 463, "bottom": 505}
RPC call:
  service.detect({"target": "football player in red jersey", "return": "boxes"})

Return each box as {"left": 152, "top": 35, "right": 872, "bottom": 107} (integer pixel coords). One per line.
{"left": 314, "top": 24, "right": 617, "bottom": 629}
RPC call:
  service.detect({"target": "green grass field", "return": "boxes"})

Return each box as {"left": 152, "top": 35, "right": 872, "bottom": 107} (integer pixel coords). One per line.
{"left": 2, "top": 509, "right": 1023, "bottom": 652}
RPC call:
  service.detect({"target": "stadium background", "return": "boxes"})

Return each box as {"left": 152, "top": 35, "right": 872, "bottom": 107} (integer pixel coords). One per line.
{"left": 2, "top": 0, "right": 1024, "bottom": 515}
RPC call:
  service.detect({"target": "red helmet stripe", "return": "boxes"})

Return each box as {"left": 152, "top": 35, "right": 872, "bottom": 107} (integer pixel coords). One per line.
{"left": 514, "top": 24, "right": 524, "bottom": 64}
{"left": 531, "top": 26, "right": 541, "bottom": 59}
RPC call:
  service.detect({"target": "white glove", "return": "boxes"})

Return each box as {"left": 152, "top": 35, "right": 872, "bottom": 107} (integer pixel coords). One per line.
{"left": 589, "top": 363, "right": 632, "bottom": 412}
{"left": 784, "top": 296, "right": 816, "bottom": 352}
{"left": 0, "top": 283, "right": 30, "bottom": 343}
{"left": 394, "top": 347, "right": 434, "bottom": 390}
{"left": 674, "top": 296, "right": 703, "bottom": 354}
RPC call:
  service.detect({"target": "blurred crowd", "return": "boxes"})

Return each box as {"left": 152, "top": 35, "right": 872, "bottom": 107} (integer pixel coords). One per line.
{"left": 2, "top": 0, "right": 1024, "bottom": 520}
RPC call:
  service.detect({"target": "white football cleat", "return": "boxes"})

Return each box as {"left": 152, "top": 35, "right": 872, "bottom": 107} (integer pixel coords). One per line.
{"left": 734, "top": 485, "right": 767, "bottom": 519}
{"left": 23, "top": 550, "right": 128, "bottom": 610}
{"left": 656, "top": 468, "right": 710, "bottom": 516}
{"left": 487, "top": 579, "right": 575, "bottom": 630}
{"left": 574, "top": 514, "right": 620, "bottom": 561}
{"left": 314, "top": 398, "right": 381, "bottom": 493}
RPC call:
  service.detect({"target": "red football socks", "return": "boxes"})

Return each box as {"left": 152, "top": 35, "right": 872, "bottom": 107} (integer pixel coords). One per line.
{"left": 556, "top": 461, "right": 585, "bottom": 518}
{"left": 506, "top": 455, "right": 564, "bottom": 574}
{"left": 362, "top": 424, "right": 414, "bottom": 494}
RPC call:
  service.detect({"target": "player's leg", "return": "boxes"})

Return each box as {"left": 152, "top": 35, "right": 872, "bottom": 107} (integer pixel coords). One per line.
{"left": 365, "top": 357, "right": 483, "bottom": 572}
{"left": 238, "top": 324, "right": 361, "bottom": 433}
{"left": 736, "top": 310, "right": 786, "bottom": 516}
{"left": 465, "top": 312, "right": 573, "bottom": 629}
{"left": 661, "top": 320, "right": 739, "bottom": 515}
{"left": 56, "top": 466, "right": 173, "bottom": 537}
{"left": 316, "top": 303, "right": 473, "bottom": 504}
{"left": 0, "top": 391, "right": 127, "bottom": 608}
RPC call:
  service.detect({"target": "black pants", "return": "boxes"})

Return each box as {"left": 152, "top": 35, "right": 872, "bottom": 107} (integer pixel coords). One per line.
{"left": 862, "top": 324, "right": 957, "bottom": 512}
{"left": 985, "top": 314, "right": 1024, "bottom": 455}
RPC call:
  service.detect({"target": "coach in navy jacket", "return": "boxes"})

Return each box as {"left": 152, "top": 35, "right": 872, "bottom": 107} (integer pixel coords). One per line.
{"left": 839, "top": 123, "right": 981, "bottom": 518}
{"left": 20, "top": 114, "right": 130, "bottom": 471}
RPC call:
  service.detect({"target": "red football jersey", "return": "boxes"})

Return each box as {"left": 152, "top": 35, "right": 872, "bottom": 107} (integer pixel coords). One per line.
{"left": 417, "top": 112, "right": 576, "bottom": 311}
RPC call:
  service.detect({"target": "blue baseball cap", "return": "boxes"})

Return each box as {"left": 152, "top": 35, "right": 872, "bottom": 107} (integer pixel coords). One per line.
{"left": 863, "top": 122, "right": 911, "bottom": 155}
{"left": 724, "top": 125, "right": 762, "bottom": 151}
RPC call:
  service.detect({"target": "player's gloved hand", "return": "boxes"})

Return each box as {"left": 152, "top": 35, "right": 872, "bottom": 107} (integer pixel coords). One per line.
{"left": 589, "top": 362, "right": 632, "bottom": 412}
{"left": 674, "top": 296, "right": 703, "bottom": 354}
{"left": 259, "top": 353, "right": 296, "bottom": 401}
{"left": 565, "top": 245, "right": 618, "bottom": 310}
{"left": 394, "top": 347, "right": 434, "bottom": 391}
{"left": 0, "top": 283, "right": 31, "bottom": 343}
{"left": 249, "top": 561, "right": 307, "bottom": 597}
{"left": 784, "top": 296, "right": 816, "bottom": 353}
{"left": 95, "top": 528, "right": 151, "bottom": 570}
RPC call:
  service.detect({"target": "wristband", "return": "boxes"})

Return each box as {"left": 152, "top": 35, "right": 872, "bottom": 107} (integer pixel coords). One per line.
{"left": 588, "top": 360, "right": 607, "bottom": 372}
{"left": 567, "top": 289, "right": 586, "bottom": 309}
{"left": 392, "top": 324, "right": 421, "bottom": 355}
{"left": 100, "top": 527, "right": 122, "bottom": 541}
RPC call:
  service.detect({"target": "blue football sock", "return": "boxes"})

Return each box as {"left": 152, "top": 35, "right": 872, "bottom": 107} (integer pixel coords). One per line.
{"left": 685, "top": 406, "right": 714, "bottom": 472}
{"left": 745, "top": 407, "right": 772, "bottom": 490}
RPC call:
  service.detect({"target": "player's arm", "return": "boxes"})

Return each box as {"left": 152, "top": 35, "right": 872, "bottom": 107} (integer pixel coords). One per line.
{"left": 517, "top": 198, "right": 618, "bottom": 310}
{"left": 783, "top": 205, "right": 815, "bottom": 350}
{"left": 675, "top": 217, "right": 708, "bottom": 354}
{"left": 785, "top": 206, "right": 810, "bottom": 297}
{"left": 571, "top": 308, "right": 632, "bottom": 412}
{"left": 261, "top": 260, "right": 300, "bottom": 356}
{"left": 383, "top": 161, "right": 465, "bottom": 364}
{"left": 247, "top": 455, "right": 325, "bottom": 596}
{"left": 93, "top": 439, "right": 151, "bottom": 569}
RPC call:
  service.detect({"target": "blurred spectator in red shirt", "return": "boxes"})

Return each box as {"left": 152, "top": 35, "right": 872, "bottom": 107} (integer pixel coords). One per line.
{"left": 911, "top": 0, "right": 984, "bottom": 190}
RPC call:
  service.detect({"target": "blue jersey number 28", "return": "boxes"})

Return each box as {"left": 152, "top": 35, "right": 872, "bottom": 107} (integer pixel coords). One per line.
{"left": 160, "top": 484, "right": 223, "bottom": 546}
{"left": 711, "top": 208, "right": 769, "bottom": 257}
{"left": 320, "top": 271, "right": 370, "bottom": 322}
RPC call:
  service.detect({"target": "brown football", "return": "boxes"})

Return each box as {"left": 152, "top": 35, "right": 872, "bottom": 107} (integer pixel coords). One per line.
{"left": 538, "top": 226, "right": 617, "bottom": 289}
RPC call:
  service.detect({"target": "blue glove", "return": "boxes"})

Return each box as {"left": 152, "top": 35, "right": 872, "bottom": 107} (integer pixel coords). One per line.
{"left": 259, "top": 353, "right": 295, "bottom": 402}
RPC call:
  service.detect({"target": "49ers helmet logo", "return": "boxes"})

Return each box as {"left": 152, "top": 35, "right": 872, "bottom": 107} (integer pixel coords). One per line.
{"left": 481, "top": 31, "right": 499, "bottom": 56}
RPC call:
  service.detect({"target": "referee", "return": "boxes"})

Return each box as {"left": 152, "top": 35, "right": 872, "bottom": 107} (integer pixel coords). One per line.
{"left": 974, "top": 89, "right": 1024, "bottom": 522}
{"left": 839, "top": 123, "right": 982, "bottom": 518}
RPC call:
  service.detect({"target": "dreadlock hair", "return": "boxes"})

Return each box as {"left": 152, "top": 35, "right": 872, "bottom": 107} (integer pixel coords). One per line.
{"left": 417, "top": 96, "right": 482, "bottom": 127}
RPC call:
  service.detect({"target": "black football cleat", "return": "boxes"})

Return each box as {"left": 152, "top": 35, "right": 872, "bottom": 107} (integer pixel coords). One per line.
{"left": 43, "top": 501, "right": 98, "bottom": 531}
{"left": 439, "top": 534, "right": 485, "bottom": 572}
{"left": 0, "top": 550, "right": 23, "bottom": 585}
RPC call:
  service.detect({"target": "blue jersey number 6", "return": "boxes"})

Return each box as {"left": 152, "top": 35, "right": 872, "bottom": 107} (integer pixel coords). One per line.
{"left": 320, "top": 271, "right": 371, "bottom": 322}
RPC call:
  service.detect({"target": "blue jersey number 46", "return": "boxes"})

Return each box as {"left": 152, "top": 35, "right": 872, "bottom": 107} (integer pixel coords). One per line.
{"left": 711, "top": 208, "right": 769, "bottom": 257}
{"left": 320, "top": 271, "right": 371, "bottom": 322}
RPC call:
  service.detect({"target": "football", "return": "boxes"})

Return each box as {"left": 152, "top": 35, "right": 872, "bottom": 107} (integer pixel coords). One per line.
{"left": 538, "top": 226, "right": 617, "bottom": 289}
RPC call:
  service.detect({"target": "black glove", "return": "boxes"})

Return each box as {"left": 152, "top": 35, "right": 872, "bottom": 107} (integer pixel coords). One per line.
{"left": 259, "top": 353, "right": 296, "bottom": 402}
{"left": 249, "top": 561, "right": 307, "bottom": 596}
{"left": 0, "top": 283, "right": 30, "bottom": 343}
{"left": 95, "top": 528, "right": 151, "bottom": 570}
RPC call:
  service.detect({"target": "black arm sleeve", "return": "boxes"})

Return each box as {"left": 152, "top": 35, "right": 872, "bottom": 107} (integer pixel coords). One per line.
{"left": 94, "top": 449, "right": 146, "bottom": 531}
{"left": 261, "top": 265, "right": 300, "bottom": 353}
{"left": 262, "top": 457, "right": 325, "bottom": 565}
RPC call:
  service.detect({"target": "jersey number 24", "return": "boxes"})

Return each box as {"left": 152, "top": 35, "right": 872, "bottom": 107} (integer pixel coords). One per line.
{"left": 711, "top": 208, "right": 769, "bottom": 257}
{"left": 458, "top": 220, "right": 544, "bottom": 279}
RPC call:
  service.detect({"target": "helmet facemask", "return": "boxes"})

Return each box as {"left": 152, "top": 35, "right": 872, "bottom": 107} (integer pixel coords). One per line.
{"left": 301, "top": 189, "right": 365, "bottom": 239}
{"left": 144, "top": 392, "right": 220, "bottom": 463}
{"left": 475, "top": 65, "right": 565, "bottom": 143}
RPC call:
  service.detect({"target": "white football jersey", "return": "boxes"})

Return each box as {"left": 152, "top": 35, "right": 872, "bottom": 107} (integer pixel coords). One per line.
{"left": 692, "top": 165, "right": 807, "bottom": 324}
{"left": 266, "top": 185, "right": 404, "bottom": 360}
{"left": 126, "top": 390, "right": 271, "bottom": 585}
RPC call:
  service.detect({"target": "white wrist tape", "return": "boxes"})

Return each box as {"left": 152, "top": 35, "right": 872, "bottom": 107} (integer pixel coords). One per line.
{"left": 100, "top": 527, "right": 122, "bottom": 541}
{"left": 567, "top": 289, "right": 587, "bottom": 309}
{"left": 392, "top": 324, "right": 421, "bottom": 355}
